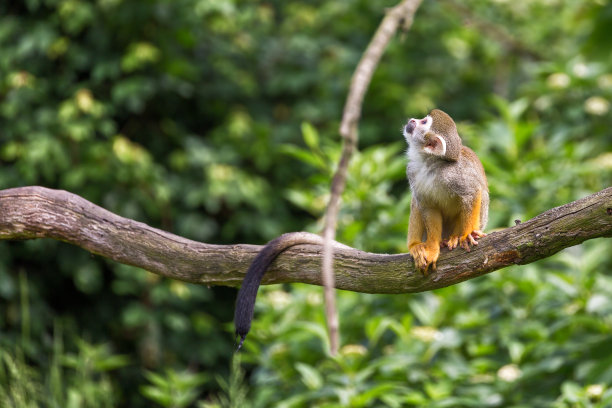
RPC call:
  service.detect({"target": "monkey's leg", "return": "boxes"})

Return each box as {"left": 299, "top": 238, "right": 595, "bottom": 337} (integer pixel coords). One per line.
{"left": 444, "top": 208, "right": 465, "bottom": 250}
{"left": 410, "top": 208, "right": 442, "bottom": 275}
{"left": 446, "top": 221, "right": 462, "bottom": 251}
{"left": 458, "top": 190, "right": 486, "bottom": 251}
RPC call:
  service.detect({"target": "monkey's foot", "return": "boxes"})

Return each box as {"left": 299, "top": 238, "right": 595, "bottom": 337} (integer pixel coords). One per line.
{"left": 409, "top": 243, "right": 439, "bottom": 275}
{"left": 459, "top": 230, "right": 487, "bottom": 252}
{"left": 471, "top": 230, "right": 487, "bottom": 239}
{"left": 446, "top": 235, "right": 460, "bottom": 250}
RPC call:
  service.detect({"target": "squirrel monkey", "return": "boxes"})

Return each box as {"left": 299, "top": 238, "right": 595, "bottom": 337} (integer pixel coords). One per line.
{"left": 233, "top": 109, "right": 487, "bottom": 347}
{"left": 403, "top": 109, "right": 488, "bottom": 274}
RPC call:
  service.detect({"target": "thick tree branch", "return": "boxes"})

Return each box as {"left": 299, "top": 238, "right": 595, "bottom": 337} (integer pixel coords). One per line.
{"left": 1, "top": 186, "right": 611, "bottom": 293}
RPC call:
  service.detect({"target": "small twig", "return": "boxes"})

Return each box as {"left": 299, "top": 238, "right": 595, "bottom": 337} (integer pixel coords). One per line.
{"left": 322, "top": 0, "right": 424, "bottom": 356}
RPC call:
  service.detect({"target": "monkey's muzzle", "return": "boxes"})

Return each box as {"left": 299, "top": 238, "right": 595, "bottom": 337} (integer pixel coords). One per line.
{"left": 404, "top": 119, "right": 416, "bottom": 134}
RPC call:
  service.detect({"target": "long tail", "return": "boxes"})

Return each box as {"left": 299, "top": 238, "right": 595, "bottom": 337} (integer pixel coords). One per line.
{"left": 234, "top": 232, "right": 323, "bottom": 351}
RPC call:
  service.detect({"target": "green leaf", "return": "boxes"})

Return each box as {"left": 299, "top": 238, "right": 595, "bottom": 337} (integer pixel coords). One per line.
{"left": 301, "top": 122, "right": 320, "bottom": 151}
{"left": 560, "top": 381, "right": 583, "bottom": 403}
{"left": 294, "top": 362, "right": 323, "bottom": 390}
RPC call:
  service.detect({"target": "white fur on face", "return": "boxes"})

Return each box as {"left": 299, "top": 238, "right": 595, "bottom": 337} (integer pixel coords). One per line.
{"left": 403, "top": 115, "right": 432, "bottom": 142}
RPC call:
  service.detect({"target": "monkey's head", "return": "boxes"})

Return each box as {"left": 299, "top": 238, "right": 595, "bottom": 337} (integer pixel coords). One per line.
{"left": 403, "top": 109, "right": 462, "bottom": 161}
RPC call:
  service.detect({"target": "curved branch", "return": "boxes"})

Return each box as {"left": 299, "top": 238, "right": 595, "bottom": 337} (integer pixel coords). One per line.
{"left": 1, "top": 186, "right": 611, "bottom": 294}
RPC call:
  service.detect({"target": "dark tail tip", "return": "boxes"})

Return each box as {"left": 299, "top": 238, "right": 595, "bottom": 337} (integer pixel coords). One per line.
{"left": 235, "top": 334, "right": 246, "bottom": 352}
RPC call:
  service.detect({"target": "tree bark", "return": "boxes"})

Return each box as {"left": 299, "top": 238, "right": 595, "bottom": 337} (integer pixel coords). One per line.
{"left": 1, "top": 186, "right": 611, "bottom": 294}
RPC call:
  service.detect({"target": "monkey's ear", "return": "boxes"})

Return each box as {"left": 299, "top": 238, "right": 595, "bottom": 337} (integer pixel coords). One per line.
{"left": 423, "top": 133, "right": 447, "bottom": 157}
{"left": 443, "top": 134, "right": 461, "bottom": 161}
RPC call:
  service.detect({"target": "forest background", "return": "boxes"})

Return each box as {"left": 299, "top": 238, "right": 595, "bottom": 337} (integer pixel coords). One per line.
{"left": 1, "top": 0, "right": 612, "bottom": 406}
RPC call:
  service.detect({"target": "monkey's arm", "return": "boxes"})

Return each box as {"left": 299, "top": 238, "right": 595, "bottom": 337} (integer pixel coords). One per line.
{"left": 234, "top": 232, "right": 323, "bottom": 350}
{"left": 407, "top": 198, "right": 425, "bottom": 249}
{"left": 409, "top": 206, "right": 442, "bottom": 274}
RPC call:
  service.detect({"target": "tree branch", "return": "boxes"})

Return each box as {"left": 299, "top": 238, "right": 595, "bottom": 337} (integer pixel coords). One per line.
{"left": 1, "top": 186, "right": 611, "bottom": 293}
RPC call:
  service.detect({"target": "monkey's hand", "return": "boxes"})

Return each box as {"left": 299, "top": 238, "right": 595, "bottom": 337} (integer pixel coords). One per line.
{"left": 409, "top": 242, "right": 440, "bottom": 275}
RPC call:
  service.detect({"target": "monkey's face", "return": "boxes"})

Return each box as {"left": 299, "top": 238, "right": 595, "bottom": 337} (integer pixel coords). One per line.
{"left": 403, "top": 115, "right": 431, "bottom": 141}
{"left": 403, "top": 115, "right": 447, "bottom": 158}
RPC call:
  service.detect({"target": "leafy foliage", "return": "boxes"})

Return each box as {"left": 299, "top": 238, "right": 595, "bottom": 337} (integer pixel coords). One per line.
{"left": 1, "top": 0, "right": 612, "bottom": 406}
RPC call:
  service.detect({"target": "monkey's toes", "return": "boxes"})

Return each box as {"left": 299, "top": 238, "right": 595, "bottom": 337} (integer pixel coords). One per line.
{"left": 471, "top": 230, "right": 487, "bottom": 239}
{"left": 459, "top": 234, "right": 478, "bottom": 252}
{"left": 446, "top": 236, "right": 459, "bottom": 250}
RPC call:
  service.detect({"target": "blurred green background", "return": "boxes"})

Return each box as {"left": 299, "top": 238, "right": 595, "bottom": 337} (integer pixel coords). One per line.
{"left": 1, "top": 0, "right": 612, "bottom": 406}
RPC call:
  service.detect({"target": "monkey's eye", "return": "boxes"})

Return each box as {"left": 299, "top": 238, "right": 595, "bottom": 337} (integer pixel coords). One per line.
{"left": 420, "top": 119, "right": 428, "bottom": 124}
